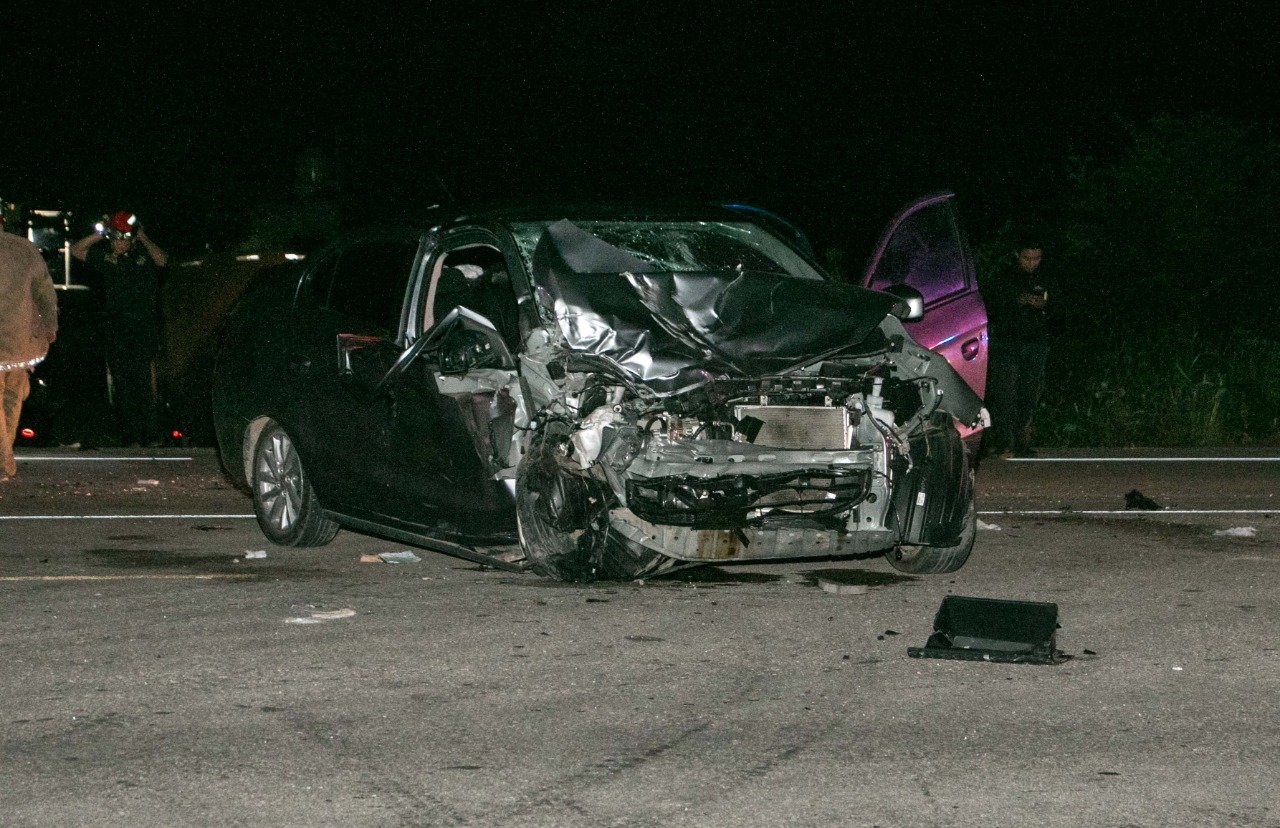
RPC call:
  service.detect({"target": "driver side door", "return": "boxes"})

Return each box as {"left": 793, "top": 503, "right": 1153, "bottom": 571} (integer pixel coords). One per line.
{"left": 292, "top": 235, "right": 452, "bottom": 523}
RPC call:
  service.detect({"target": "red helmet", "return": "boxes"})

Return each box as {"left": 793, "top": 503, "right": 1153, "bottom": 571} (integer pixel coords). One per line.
{"left": 100, "top": 210, "right": 138, "bottom": 239}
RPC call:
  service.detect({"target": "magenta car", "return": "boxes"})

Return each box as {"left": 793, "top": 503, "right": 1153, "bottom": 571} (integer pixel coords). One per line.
{"left": 862, "top": 192, "right": 988, "bottom": 444}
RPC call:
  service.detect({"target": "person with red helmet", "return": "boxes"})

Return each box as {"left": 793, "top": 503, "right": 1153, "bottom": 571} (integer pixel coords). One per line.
{"left": 72, "top": 211, "right": 168, "bottom": 447}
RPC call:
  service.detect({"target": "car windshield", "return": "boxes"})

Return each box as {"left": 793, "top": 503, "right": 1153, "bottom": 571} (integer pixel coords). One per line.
{"left": 506, "top": 220, "right": 824, "bottom": 281}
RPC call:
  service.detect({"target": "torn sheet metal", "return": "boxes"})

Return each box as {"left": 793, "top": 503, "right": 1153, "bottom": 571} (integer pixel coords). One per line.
{"left": 529, "top": 219, "right": 898, "bottom": 393}
{"left": 908, "top": 595, "right": 1069, "bottom": 664}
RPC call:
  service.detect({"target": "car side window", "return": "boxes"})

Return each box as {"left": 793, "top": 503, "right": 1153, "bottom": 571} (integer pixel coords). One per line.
{"left": 423, "top": 244, "right": 522, "bottom": 350}
{"left": 867, "top": 201, "right": 968, "bottom": 305}
{"left": 322, "top": 241, "right": 419, "bottom": 332}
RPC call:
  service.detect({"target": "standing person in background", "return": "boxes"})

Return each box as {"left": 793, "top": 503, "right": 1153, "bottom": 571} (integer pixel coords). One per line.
{"left": 981, "top": 236, "right": 1060, "bottom": 459}
{"left": 0, "top": 211, "right": 59, "bottom": 480}
{"left": 72, "top": 211, "right": 167, "bottom": 447}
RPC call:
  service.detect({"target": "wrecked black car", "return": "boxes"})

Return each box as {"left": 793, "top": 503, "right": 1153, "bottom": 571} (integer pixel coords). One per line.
{"left": 212, "top": 200, "right": 986, "bottom": 581}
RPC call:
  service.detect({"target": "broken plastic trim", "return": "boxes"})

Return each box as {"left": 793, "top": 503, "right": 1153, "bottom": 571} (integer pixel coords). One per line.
{"left": 908, "top": 595, "right": 1070, "bottom": 665}
{"left": 625, "top": 468, "right": 872, "bottom": 529}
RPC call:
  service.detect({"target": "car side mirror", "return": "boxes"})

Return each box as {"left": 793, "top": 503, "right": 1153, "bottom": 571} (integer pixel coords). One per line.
{"left": 338, "top": 333, "right": 395, "bottom": 391}
{"left": 881, "top": 284, "right": 926, "bottom": 322}
{"left": 440, "top": 328, "right": 503, "bottom": 375}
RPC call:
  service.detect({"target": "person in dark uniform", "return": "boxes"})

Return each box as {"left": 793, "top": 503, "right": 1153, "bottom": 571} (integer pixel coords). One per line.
{"left": 981, "top": 237, "right": 1060, "bottom": 459}
{"left": 72, "top": 211, "right": 168, "bottom": 447}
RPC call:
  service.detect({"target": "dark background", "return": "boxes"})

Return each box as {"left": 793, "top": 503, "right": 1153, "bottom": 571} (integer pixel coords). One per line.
{"left": 6, "top": 2, "right": 1280, "bottom": 448}
{"left": 5, "top": 2, "right": 1275, "bottom": 255}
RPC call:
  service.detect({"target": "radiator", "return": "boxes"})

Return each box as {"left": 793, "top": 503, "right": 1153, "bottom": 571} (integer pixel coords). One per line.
{"left": 734, "top": 405, "right": 850, "bottom": 450}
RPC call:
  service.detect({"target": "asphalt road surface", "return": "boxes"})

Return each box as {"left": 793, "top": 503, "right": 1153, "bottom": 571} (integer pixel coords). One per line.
{"left": 2, "top": 448, "right": 1278, "bottom": 827}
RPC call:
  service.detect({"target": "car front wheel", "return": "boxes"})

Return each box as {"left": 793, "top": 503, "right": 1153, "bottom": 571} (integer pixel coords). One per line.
{"left": 516, "top": 421, "right": 665, "bottom": 582}
{"left": 884, "top": 498, "right": 976, "bottom": 574}
{"left": 251, "top": 423, "right": 339, "bottom": 547}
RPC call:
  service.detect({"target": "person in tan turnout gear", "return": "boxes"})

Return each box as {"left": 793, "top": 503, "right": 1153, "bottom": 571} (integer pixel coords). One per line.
{"left": 0, "top": 212, "right": 59, "bottom": 480}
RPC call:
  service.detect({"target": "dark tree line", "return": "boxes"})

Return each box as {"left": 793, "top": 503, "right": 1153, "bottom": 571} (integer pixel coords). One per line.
{"left": 982, "top": 113, "right": 1280, "bottom": 445}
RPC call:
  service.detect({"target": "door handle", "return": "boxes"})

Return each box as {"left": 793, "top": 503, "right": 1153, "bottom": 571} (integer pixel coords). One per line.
{"left": 961, "top": 338, "right": 981, "bottom": 361}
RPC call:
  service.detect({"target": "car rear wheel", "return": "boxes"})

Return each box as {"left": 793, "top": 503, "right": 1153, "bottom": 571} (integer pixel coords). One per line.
{"left": 884, "top": 498, "right": 976, "bottom": 574}
{"left": 252, "top": 423, "right": 339, "bottom": 547}
{"left": 516, "top": 421, "right": 665, "bottom": 582}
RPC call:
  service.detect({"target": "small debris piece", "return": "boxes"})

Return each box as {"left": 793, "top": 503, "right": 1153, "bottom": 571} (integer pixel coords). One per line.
{"left": 1213, "top": 526, "right": 1257, "bottom": 538}
{"left": 243, "top": 550, "right": 267, "bottom": 560}
{"left": 378, "top": 551, "right": 422, "bottom": 564}
{"left": 976, "top": 519, "right": 1002, "bottom": 531}
{"left": 285, "top": 608, "right": 357, "bottom": 624}
{"left": 359, "top": 553, "right": 383, "bottom": 563}
{"left": 310, "top": 608, "right": 356, "bottom": 620}
{"left": 1124, "top": 489, "right": 1162, "bottom": 510}
{"left": 136, "top": 479, "right": 160, "bottom": 486}
{"left": 819, "top": 578, "right": 867, "bottom": 595}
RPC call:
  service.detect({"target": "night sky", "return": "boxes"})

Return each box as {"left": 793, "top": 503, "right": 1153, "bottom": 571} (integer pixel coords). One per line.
{"left": 5, "top": 2, "right": 1276, "bottom": 254}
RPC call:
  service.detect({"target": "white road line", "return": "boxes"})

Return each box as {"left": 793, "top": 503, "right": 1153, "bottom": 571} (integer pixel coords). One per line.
{"left": 1006, "top": 457, "right": 1280, "bottom": 462}
{"left": 0, "top": 514, "right": 255, "bottom": 521}
{"left": 15, "top": 456, "right": 193, "bottom": 462}
{"left": 980, "top": 509, "right": 1277, "bottom": 515}
{"left": 0, "top": 574, "right": 257, "bottom": 582}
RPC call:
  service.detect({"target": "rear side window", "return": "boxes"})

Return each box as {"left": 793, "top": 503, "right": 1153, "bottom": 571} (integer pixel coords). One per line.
{"left": 867, "top": 202, "right": 968, "bottom": 305}
{"left": 313, "top": 241, "right": 419, "bottom": 332}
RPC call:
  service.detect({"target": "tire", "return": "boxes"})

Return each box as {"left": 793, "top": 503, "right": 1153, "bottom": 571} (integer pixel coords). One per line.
{"left": 884, "top": 497, "right": 976, "bottom": 574}
{"left": 515, "top": 421, "right": 665, "bottom": 582}
{"left": 251, "top": 423, "right": 339, "bottom": 547}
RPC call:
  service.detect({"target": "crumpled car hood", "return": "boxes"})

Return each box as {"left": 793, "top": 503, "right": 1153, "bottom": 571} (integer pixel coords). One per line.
{"left": 531, "top": 219, "right": 898, "bottom": 392}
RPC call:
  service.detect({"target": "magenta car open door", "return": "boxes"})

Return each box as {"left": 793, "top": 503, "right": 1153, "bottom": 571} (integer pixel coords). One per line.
{"left": 864, "top": 192, "right": 988, "bottom": 441}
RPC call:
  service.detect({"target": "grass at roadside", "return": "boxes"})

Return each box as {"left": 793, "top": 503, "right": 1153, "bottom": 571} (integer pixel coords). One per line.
{"left": 1034, "top": 329, "right": 1280, "bottom": 448}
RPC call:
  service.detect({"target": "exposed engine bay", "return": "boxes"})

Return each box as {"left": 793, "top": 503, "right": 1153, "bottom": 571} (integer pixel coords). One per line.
{"left": 434, "top": 219, "right": 985, "bottom": 581}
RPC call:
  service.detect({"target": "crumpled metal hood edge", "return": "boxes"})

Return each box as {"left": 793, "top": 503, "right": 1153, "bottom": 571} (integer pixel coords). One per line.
{"left": 531, "top": 219, "right": 899, "bottom": 394}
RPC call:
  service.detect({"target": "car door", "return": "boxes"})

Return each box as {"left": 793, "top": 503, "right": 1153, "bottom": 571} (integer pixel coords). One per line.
{"left": 289, "top": 232, "right": 452, "bottom": 517}
{"left": 864, "top": 193, "right": 988, "bottom": 412}
{"left": 369, "top": 230, "right": 525, "bottom": 541}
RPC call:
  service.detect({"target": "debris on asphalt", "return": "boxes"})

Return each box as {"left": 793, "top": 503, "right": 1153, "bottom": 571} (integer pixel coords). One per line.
{"left": 908, "top": 595, "right": 1070, "bottom": 665}
{"left": 310, "top": 608, "right": 356, "bottom": 620}
{"left": 136, "top": 479, "right": 160, "bottom": 486}
{"left": 1124, "top": 489, "right": 1163, "bottom": 510}
{"left": 285, "top": 608, "right": 357, "bottom": 624}
{"left": 819, "top": 578, "right": 867, "bottom": 595}
{"left": 359, "top": 553, "right": 383, "bottom": 563}
{"left": 379, "top": 551, "right": 422, "bottom": 564}
{"left": 1213, "top": 526, "right": 1257, "bottom": 538}
{"left": 243, "top": 550, "right": 267, "bottom": 559}
{"left": 977, "top": 519, "right": 1002, "bottom": 531}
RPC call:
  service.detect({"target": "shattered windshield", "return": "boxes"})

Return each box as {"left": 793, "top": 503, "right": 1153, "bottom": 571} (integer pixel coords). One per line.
{"left": 514, "top": 218, "right": 897, "bottom": 393}
{"left": 507, "top": 220, "right": 824, "bottom": 281}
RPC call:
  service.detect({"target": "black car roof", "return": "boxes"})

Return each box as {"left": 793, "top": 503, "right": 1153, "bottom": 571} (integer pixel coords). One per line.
{"left": 329, "top": 200, "right": 820, "bottom": 266}
{"left": 440, "top": 200, "right": 769, "bottom": 228}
